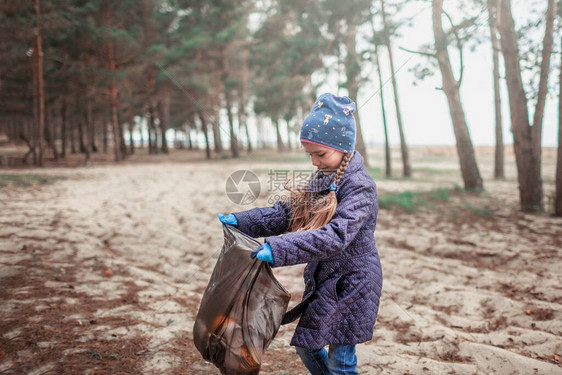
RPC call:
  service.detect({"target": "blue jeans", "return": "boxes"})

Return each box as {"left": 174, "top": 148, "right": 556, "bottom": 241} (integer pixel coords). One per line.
{"left": 295, "top": 344, "right": 358, "bottom": 375}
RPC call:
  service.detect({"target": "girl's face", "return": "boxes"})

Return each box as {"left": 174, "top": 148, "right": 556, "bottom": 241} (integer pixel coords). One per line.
{"left": 302, "top": 142, "right": 345, "bottom": 175}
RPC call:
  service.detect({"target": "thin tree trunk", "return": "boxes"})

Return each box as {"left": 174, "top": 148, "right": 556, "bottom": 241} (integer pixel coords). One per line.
{"left": 118, "top": 110, "right": 127, "bottom": 157}
{"left": 433, "top": 0, "right": 483, "bottom": 191}
{"left": 71, "top": 112, "right": 77, "bottom": 154}
{"left": 90, "top": 109, "right": 98, "bottom": 153}
{"left": 238, "top": 99, "right": 251, "bottom": 153}
{"left": 85, "top": 90, "right": 94, "bottom": 161}
{"left": 159, "top": 83, "right": 170, "bottom": 153}
{"left": 343, "top": 20, "right": 368, "bottom": 165}
{"left": 273, "top": 119, "right": 285, "bottom": 152}
{"left": 83, "top": 99, "right": 91, "bottom": 162}
{"left": 34, "top": 0, "right": 45, "bottom": 166}
{"left": 198, "top": 111, "right": 211, "bottom": 159}
{"left": 381, "top": 0, "right": 411, "bottom": 176}
{"left": 240, "top": 43, "right": 252, "bottom": 153}
{"left": 106, "top": 5, "right": 121, "bottom": 162}
{"left": 212, "top": 73, "right": 223, "bottom": 153}
{"left": 285, "top": 119, "right": 293, "bottom": 150}
{"left": 44, "top": 101, "right": 58, "bottom": 159}
{"left": 187, "top": 125, "right": 193, "bottom": 150}
{"left": 103, "top": 112, "right": 108, "bottom": 153}
{"left": 78, "top": 118, "right": 85, "bottom": 153}
{"left": 148, "top": 103, "right": 156, "bottom": 154}
{"left": 139, "top": 118, "right": 144, "bottom": 148}
{"left": 369, "top": 12, "right": 391, "bottom": 177}
{"left": 497, "top": 0, "right": 555, "bottom": 210}
{"left": 128, "top": 108, "right": 135, "bottom": 155}
{"left": 374, "top": 39, "right": 391, "bottom": 177}
{"left": 225, "top": 96, "right": 239, "bottom": 157}
{"left": 32, "top": 43, "right": 39, "bottom": 164}
{"left": 256, "top": 115, "right": 266, "bottom": 149}
{"left": 488, "top": 0, "right": 504, "bottom": 179}
{"left": 220, "top": 49, "right": 238, "bottom": 158}
{"left": 60, "top": 98, "right": 67, "bottom": 157}
{"left": 554, "top": 35, "right": 562, "bottom": 216}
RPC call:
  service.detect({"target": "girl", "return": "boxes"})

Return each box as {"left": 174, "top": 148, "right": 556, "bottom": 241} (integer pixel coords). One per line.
{"left": 218, "top": 93, "right": 382, "bottom": 374}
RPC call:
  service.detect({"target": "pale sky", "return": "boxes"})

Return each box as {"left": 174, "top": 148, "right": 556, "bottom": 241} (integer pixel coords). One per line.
{"left": 320, "top": 0, "right": 560, "bottom": 147}
{"left": 185, "top": 1, "right": 559, "bottom": 149}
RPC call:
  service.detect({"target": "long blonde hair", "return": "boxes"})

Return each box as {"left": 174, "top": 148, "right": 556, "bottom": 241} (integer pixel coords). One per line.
{"left": 287, "top": 152, "right": 354, "bottom": 232}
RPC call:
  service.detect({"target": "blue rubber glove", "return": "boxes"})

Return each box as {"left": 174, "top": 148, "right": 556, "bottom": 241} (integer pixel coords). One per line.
{"left": 250, "top": 243, "right": 273, "bottom": 265}
{"left": 218, "top": 213, "right": 238, "bottom": 226}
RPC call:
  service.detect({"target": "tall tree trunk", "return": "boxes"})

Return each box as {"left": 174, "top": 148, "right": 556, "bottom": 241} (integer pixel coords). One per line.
{"left": 238, "top": 99, "right": 251, "bottom": 153}
{"left": 106, "top": 5, "right": 121, "bottom": 162}
{"left": 70, "top": 112, "right": 77, "bottom": 154}
{"left": 139, "top": 118, "right": 144, "bottom": 148}
{"left": 211, "top": 71, "right": 224, "bottom": 153}
{"left": 90, "top": 113, "right": 98, "bottom": 153}
{"left": 285, "top": 119, "right": 293, "bottom": 150}
{"left": 61, "top": 97, "right": 67, "bottom": 158}
{"left": 44, "top": 101, "right": 58, "bottom": 159}
{"left": 159, "top": 83, "right": 170, "bottom": 153}
{"left": 128, "top": 107, "right": 135, "bottom": 155}
{"left": 369, "top": 12, "right": 391, "bottom": 177}
{"left": 273, "top": 119, "right": 285, "bottom": 152}
{"left": 343, "top": 20, "right": 368, "bottom": 165}
{"left": 240, "top": 43, "right": 252, "bottom": 153}
{"left": 34, "top": 0, "right": 45, "bottom": 166}
{"left": 85, "top": 90, "right": 94, "bottom": 161}
{"left": 497, "top": 0, "right": 556, "bottom": 210}
{"left": 118, "top": 109, "right": 127, "bottom": 157}
{"left": 488, "top": 0, "right": 504, "bottom": 179}
{"left": 148, "top": 103, "right": 155, "bottom": 154}
{"left": 225, "top": 94, "right": 239, "bottom": 158}
{"left": 78, "top": 118, "right": 86, "bottom": 153}
{"left": 187, "top": 125, "right": 193, "bottom": 150}
{"left": 377, "top": 47, "right": 392, "bottom": 178}
{"left": 102, "top": 112, "right": 108, "bottom": 153}
{"left": 554, "top": 35, "right": 562, "bottom": 216}
{"left": 433, "top": 0, "right": 483, "bottom": 191}
{"left": 83, "top": 100, "right": 91, "bottom": 162}
{"left": 380, "top": 0, "right": 411, "bottom": 176}
{"left": 198, "top": 111, "right": 211, "bottom": 160}
{"left": 220, "top": 49, "right": 238, "bottom": 158}
{"left": 256, "top": 115, "right": 266, "bottom": 149}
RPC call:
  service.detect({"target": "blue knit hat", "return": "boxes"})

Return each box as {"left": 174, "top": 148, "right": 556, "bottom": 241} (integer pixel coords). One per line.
{"left": 300, "top": 93, "right": 356, "bottom": 153}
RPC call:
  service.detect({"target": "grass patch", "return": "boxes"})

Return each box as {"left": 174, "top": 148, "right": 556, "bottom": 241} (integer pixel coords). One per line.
{"left": 367, "top": 167, "right": 384, "bottom": 180}
{"left": 367, "top": 167, "right": 457, "bottom": 181}
{"left": 465, "top": 203, "right": 493, "bottom": 218}
{"left": 239, "top": 151, "right": 309, "bottom": 163}
{"left": 379, "top": 187, "right": 458, "bottom": 211}
{"left": 0, "top": 174, "right": 66, "bottom": 187}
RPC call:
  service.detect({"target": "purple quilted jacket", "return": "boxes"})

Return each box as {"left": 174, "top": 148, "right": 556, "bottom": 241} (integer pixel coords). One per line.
{"left": 233, "top": 151, "right": 382, "bottom": 349}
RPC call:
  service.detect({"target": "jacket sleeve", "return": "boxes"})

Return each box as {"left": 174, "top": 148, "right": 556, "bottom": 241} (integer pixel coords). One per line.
{"left": 232, "top": 201, "right": 292, "bottom": 238}
{"left": 266, "top": 182, "right": 377, "bottom": 267}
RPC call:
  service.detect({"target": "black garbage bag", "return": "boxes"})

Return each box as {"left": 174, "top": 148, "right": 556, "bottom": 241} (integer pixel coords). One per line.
{"left": 193, "top": 225, "right": 291, "bottom": 374}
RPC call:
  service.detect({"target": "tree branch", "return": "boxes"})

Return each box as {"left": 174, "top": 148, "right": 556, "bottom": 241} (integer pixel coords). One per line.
{"left": 398, "top": 46, "right": 436, "bottom": 58}
{"left": 442, "top": 10, "right": 464, "bottom": 84}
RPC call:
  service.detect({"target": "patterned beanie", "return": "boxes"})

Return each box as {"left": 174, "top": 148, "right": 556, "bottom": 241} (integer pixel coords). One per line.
{"left": 300, "top": 93, "right": 356, "bottom": 153}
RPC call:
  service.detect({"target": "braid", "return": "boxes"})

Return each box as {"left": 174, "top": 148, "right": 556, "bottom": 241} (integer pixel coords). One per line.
{"left": 288, "top": 151, "right": 355, "bottom": 232}
{"left": 334, "top": 152, "right": 354, "bottom": 186}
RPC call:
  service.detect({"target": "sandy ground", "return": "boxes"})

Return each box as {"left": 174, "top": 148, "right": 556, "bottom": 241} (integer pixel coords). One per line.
{"left": 0, "top": 146, "right": 561, "bottom": 374}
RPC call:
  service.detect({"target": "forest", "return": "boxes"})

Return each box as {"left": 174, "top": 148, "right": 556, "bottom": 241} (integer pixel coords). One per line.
{"left": 0, "top": 0, "right": 561, "bottom": 374}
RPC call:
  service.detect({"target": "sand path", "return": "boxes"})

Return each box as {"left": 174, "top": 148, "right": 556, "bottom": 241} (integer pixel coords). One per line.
{"left": 1, "top": 148, "right": 560, "bottom": 374}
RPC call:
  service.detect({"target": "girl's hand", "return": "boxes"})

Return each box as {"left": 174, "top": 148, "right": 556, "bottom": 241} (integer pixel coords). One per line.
{"left": 218, "top": 213, "right": 238, "bottom": 226}
{"left": 250, "top": 243, "right": 273, "bottom": 265}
